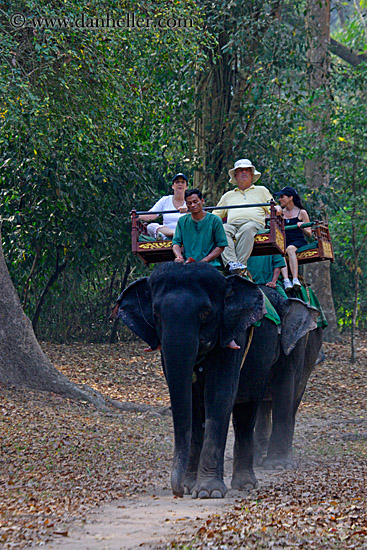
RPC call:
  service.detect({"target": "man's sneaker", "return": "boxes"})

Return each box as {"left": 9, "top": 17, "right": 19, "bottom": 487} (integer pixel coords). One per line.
{"left": 228, "top": 261, "right": 247, "bottom": 274}
{"left": 292, "top": 278, "right": 301, "bottom": 291}
{"left": 156, "top": 231, "right": 168, "bottom": 241}
{"left": 283, "top": 278, "right": 293, "bottom": 293}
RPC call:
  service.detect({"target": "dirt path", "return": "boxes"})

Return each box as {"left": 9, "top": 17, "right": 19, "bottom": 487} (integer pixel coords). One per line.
{"left": 34, "top": 429, "right": 286, "bottom": 550}
{"left": 5, "top": 339, "right": 365, "bottom": 549}
{"left": 40, "top": 490, "right": 235, "bottom": 550}
{"left": 34, "top": 408, "right": 367, "bottom": 550}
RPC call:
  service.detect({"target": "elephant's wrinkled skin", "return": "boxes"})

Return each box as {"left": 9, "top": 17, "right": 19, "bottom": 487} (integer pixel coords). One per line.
{"left": 118, "top": 263, "right": 319, "bottom": 497}
{"left": 229, "top": 286, "right": 320, "bottom": 489}
{"left": 118, "top": 262, "right": 265, "bottom": 498}
{"left": 254, "top": 288, "right": 323, "bottom": 469}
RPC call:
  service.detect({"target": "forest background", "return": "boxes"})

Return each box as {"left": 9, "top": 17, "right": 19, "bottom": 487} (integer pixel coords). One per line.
{"left": 1, "top": 0, "right": 366, "bottom": 350}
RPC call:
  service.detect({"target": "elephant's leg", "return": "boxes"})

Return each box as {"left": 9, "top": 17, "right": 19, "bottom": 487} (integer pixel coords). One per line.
{"left": 191, "top": 351, "right": 241, "bottom": 499}
{"left": 162, "top": 346, "right": 197, "bottom": 497}
{"left": 295, "top": 328, "right": 323, "bottom": 408}
{"left": 263, "top": 356, "right": 297, "bottom": 470}
{"left": 254, "top": 399, "right": 272, "bottom": 465}
{"left": 231, "top": 401, "right": 259, "bottom": 490}
{"left": 184, "top": 381, "right": 205, "bottom": 494}
{"left": 265, "top": 330, "right": 322, "bottom": 470}
{"left": 281, "top": 329, "right": 322, "bottom": 469}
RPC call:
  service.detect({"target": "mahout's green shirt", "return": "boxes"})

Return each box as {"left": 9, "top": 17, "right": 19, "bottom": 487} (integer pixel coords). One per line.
{"left": 247, "top": 255, "right": 287, "bottom": 299}
{"left": 172, "top": 212, "right": 228, "bottom": 267}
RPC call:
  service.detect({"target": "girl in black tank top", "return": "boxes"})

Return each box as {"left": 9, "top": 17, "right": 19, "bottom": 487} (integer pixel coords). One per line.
{"left": 284, "top": 211, "right": 307, "bottom": 249}
{"left": 274, "top": 186, "right": 312, "bottom": 293}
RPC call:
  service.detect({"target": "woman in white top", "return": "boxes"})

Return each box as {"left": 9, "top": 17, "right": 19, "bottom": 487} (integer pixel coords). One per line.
{"left": 139, "top": 173, "right": 188, "bottom": 239}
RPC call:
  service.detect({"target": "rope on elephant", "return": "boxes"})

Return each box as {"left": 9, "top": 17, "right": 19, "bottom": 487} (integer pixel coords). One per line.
{"left": 240, "top": 325, "right": 254, "bottom": 370}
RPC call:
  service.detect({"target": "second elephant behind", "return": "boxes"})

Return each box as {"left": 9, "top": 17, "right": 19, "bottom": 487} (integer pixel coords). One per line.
{"left": 221, "top": 286, "right": 320, "bottom": 490}
{"left": 254, "top": 286, "right": 323, "bottom": 469}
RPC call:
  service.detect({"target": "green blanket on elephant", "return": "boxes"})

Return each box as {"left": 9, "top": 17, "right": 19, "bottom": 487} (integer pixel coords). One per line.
{"left": 254, "top": 284, "right": 326, "bottom": 329}
{"left": 253, "top": 292, "right": 281, "bottom": 327}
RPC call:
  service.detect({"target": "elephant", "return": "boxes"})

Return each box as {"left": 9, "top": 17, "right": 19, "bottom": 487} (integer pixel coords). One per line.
{"left": 229, "top": 286, "right": 320, "bottom": 489}
{"left": 117, "top": 262, "right": 319, "bottom": 498}
{"left": 118, "top": 262, "right": 265, "bottom": 498}
{"left": 253, "top": 287, "right": 323, "bottom": 469}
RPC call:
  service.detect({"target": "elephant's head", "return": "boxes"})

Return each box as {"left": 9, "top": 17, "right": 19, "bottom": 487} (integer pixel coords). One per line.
{"left": 118, "top": 262, "right": 265, "bottom": 496}
{"left": 119, "top": 262, "right": 265, "bottom": 355}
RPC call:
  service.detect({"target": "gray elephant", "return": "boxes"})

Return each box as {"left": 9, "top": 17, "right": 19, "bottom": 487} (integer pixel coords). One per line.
{"left": 229, "top": 286, "right": 320, "bottom": 489}
{"left": 117, "top": 262, "right": 319, "bottom": 497}
{"left": 254, "top": 287, "right": 323, "bottom": 469}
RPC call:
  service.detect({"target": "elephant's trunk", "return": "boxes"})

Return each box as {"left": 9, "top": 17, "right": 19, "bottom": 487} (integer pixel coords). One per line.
{"left": 161, "top": 328, "right": 199, "bottom": 497}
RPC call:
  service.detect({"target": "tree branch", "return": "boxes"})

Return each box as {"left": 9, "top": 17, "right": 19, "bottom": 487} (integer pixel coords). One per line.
{"left": 330, "top": 38, "right": 367, "bottom": 66}
{"left": 32, "top": 250, "right": 68, "bottom": 333}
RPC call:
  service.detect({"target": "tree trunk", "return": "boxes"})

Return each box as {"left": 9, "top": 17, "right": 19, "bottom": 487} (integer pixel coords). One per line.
{"left": 304, "top": 0, "right": 340, "bottom": 342}
{"left": 0, "top": 227, "right": 108, "bottom": 410}
{"left": 193, "top": 41, "right": 233, "bottom": 203}
{"left": 350, "top": 268, "right": 359, "bottom": 363}
{"left": 110, "top": 260, "right": 131, "bottom": 344}
{"left": 302, "top": 262, "right": 339, "bottom": 341}
{"left": 32, "top": 249, "right": 67, "bottom": 333}
{"left": 193, "top": 3, "right": 281, "bottom": 202}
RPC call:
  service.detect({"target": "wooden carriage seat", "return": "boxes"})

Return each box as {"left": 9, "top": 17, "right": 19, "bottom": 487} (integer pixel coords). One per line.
{"left": 131, "top": 201, "right": 286, "bottom": 266}
{"left": 294, "top": 221, "right": 334, "bottom": 264}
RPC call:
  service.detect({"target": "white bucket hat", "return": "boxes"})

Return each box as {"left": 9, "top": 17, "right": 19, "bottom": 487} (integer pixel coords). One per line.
{"left": 228, "top": 159, "right": 261, "bottom": 184}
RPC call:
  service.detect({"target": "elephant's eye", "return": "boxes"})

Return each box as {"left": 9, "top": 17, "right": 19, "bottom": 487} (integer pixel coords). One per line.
{"left": 199, "top": 308, "right": 212, "bottom": 322}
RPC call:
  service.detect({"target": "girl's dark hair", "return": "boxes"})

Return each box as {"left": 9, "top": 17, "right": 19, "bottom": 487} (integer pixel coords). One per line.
{"left": 292, "top": 192, "right": 304, "bottom": 210}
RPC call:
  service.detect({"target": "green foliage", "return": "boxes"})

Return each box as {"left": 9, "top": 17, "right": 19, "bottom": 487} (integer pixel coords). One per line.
{"left": 326, "top": 0, "right": 367, "bottom": 331}
{"left": 1, "top": 0, "right": 367, "bottom": 339}
{"left": 333, "top": 0, "right": 367, "bottom": 53}
{"left": 0, "top": 0, "right": 203, "bottom": 338}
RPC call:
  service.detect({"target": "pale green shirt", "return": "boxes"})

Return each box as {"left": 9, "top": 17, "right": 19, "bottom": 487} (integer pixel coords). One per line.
{"left": 214, "top": 186, "right": 273, "bottom": 227}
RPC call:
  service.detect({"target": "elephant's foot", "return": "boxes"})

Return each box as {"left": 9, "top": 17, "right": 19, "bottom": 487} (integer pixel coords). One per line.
{"left": 171, "top": 467, "right": 185, "bottom": 497}
{"left": 254, "top": 454, "right": 266, "bottom": 467}
{"left": 262, "top": 455, "right": 295, "bottom": 470}
{"left": 254, "top": 443, "right": 267, "bottom": 467}
{"left": 191, "top": 479, "right": 228, "bottom": 499}
{"left": 183, "top": 473, "right": 197, "bottom": 495}
{"left": 231, "top": 470, "right": 258, "bottom": 490}
{"left": 172, "top": 485, "right": 184, "bottom": 497}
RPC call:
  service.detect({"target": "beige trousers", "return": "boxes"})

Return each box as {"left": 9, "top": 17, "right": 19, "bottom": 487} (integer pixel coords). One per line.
{"left": 222, "top": 219, "right": 263, "bottom": 267}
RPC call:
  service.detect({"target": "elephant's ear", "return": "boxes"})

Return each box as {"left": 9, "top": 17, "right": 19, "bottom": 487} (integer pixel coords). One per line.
{"left": 118, "top": 277, "right": 160, "bottom": 350}
{"left": 220, "top": 275, "right": 265, "bottom": 347}
{"left": 281, "top": 298, "right": 319, "bottom": 355}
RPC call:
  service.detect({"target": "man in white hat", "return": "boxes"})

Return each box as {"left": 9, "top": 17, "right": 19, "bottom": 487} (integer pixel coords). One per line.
{"left": 214, "top": 159, "right": 281, "bottom": 275}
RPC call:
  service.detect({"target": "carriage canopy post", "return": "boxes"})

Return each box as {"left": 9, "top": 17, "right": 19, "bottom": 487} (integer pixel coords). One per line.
{"left": 131, "top": 209, "right": 139, "bottom": 255}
